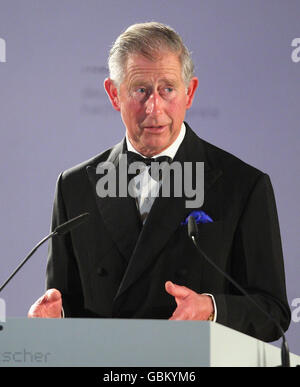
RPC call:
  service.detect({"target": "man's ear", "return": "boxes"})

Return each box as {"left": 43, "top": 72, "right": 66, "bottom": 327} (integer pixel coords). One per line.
{"left": 104, "top": 78, "right": 120, "bottom": 111}
{"left": 185, "top": 77, "right": 199, "bottom": 110}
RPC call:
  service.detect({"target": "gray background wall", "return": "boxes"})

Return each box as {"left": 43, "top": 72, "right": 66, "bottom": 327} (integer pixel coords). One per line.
{"left": 0, "top": 0, "right": 299, "bottom": 355}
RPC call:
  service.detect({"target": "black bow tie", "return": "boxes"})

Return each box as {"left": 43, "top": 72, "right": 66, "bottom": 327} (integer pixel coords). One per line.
{"left": 126, "top": 151, "right": 172, "bottom": 165}
{"left": 126, "top": 151, "right": 172, "bottom": 181}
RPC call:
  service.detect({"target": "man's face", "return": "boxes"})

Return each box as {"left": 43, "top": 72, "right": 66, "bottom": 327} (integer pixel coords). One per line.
{"left": 105, "top": 51, "right": 198, "bottom": 157}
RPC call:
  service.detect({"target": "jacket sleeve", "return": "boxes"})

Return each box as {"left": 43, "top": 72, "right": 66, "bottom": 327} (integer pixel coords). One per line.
{"left": 46, "top": 172, "right": 86, "bottom": 317}
{"left": 214, "top": 173, "right": 291, "bottom": 342}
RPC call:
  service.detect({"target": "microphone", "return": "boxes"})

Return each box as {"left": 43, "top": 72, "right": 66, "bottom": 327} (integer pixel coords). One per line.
{"left": 54, "top": 213, "right": 89, "bottom": 236}
{"left": 188, "top": 215, "right": 290, "bottom": 367}
{"left": 0, "top": 213, "right": 89, "bottom": 294}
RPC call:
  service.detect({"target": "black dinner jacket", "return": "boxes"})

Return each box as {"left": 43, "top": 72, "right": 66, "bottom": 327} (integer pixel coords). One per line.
{"left": 46, "top": 122, "right": 290, "bottom": 342}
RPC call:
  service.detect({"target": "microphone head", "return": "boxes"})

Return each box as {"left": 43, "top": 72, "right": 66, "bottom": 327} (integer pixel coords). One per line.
{"left": 188, "top": 215, "right": 198, "bottom": 239}
{"left": 54, "top": 213, "right": 89, "bottom": 235}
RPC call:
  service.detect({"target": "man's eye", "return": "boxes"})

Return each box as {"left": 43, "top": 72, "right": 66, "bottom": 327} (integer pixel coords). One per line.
{"left": 161, "top": 87, "right": 174, "bottom": 96}
{"left": 137, "top": 88, "right": 146, "bottom": 93}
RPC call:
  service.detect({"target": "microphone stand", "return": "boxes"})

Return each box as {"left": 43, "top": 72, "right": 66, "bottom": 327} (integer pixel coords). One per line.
{"left": 0, "top": 213, "right": 89, "bottom": 330}
{"left": 0, "top": 232, "right": 56, "bottom": 293}
{"left": 188, "top": 215, "right": 290, "bottom": 367}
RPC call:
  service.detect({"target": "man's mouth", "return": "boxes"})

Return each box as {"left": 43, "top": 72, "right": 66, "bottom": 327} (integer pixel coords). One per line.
{"left": 143, "top": 125, "right": 167, "bottom": 133}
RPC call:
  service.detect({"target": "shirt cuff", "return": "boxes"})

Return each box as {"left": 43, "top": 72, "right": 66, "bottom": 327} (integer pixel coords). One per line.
{"left": 202, "top": 293, "right": 217, "bottom": 322}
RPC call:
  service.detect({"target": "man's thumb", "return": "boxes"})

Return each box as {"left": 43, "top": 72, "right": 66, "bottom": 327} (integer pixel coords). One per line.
{"left": 165, "top": 281, "right": 191, "bottom": 299}
{"left": 37, "top": 289, "right": 61, "bottom": 305}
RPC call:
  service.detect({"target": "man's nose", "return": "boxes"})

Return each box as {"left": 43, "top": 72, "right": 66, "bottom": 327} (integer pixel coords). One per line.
{"left": 145, "top": 92, "right": 162, "bottom": 115}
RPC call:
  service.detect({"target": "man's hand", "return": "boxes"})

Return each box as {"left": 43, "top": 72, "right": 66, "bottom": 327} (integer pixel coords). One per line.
{"left": 27, "top": 289, "right": 62, "bottom": 318}
{"left": 165, "top": 281, "right": 214, "bottom": 320}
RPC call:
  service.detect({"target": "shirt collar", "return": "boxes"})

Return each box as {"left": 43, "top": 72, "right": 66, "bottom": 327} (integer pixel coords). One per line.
{"left": 125, "top": 122, "right": 186, "bottom": 160}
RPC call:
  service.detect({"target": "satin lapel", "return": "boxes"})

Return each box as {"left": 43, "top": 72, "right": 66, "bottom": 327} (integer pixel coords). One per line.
{"left": 86, "top": 140, "right": 142, "bottom": 262}
{"left": 114, "top": 124, "right": 223, "bottom": 300}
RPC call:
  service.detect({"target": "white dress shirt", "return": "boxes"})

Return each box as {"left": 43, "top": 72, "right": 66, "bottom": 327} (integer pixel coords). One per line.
{"left": 126, "top": 123, "right": 186, "bottom": 222}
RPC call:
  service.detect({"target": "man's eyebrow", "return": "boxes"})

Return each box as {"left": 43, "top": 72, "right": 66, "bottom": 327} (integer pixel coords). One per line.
{"left": 129, "top": 77, "right": 178, "bottom": 88}
{"left": 129, "top": 79, "right": 150, "bottom": 87}
{"left": 159, "top": 77, "right": 178, "bottom": 86}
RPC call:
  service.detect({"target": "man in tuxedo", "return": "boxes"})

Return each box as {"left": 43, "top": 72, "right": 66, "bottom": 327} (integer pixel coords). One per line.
{"left": 28, "top": 22, "right": 290, "bottom": 342}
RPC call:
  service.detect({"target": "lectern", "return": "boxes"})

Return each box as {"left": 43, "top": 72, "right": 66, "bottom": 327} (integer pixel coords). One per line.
{"left": 0, "top": 318, "right": 299, "bottom": 367}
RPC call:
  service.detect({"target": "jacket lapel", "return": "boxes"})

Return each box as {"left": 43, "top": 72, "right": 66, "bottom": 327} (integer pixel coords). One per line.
{"left": 114, "top": 124, "right": 223, "bottom": 300}
{"left": 86, "top": 140, "right": 142, "bottom": 263}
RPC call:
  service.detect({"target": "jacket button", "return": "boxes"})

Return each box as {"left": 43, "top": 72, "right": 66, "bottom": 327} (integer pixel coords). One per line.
{"left": 97, "top": 267, "right": 108, "bottom": 276}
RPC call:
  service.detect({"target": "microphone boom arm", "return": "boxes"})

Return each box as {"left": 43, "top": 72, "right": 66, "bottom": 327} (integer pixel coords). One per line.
{"left": 189, "top": 216, "right": 290, "bottom": 367}
{"left": 0, "top": 232, "right": 56, "bottom": 293}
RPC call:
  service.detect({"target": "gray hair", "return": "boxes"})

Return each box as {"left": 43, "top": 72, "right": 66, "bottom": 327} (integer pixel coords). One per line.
{"left": 108, "top": 22, "right": 195, "bottom": 88}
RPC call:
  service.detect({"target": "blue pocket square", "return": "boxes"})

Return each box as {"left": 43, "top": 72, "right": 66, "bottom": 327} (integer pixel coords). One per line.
{"left": 181, "top": 210, "right": 213, "bottom": 225}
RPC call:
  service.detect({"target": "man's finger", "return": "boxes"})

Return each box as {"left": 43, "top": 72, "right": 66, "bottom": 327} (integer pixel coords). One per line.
{"left": 36, "top": 289, "right": 61, "bottom": 305}
{"left": 165, "top": 281, "right": 192, "bottom": 300}
{"left": 169, "top": 309, "right": 189, "bottom": 320}
{"left": 28, "top": 289, "right": 62, "bottom": 318}
{"left": 44, "top": 289, "right": 62, "bottom": 302}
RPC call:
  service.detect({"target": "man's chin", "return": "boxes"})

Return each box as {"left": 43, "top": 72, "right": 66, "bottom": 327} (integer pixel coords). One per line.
{"left": 140, "top": 140, "right": 171, "bottom": 156}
